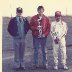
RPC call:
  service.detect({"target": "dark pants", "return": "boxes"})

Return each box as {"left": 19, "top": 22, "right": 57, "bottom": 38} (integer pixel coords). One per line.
{"left": 33, "top": 37, "right": 47, "bottom": 65}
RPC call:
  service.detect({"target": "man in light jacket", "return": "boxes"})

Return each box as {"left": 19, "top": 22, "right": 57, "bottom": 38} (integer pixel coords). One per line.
{"left": 50, "top": 11, "right": 68, "bottom": 70}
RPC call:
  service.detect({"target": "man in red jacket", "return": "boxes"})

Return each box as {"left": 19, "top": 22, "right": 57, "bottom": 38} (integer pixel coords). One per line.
{"left": 30, "top": 6, "right": 50, "bottom": 69}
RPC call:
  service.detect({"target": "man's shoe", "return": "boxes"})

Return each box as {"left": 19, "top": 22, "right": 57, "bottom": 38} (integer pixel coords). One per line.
{"left": 19, "top": 67, "right": 25, "bottom": 70}
{"left": 54, "top": 65, "right": 58, "bottom": 70}
{"left": 14, "top": 62, "right": 20, "bottom": 69}
{"left": 20, "top": 65, "right": 25, "bottom": 69}
{"left": 15, "top": 65, "right": 20, "bottom": 71}
{"left": 33, "top": 64, "right": 39, "bottom": 69}
{"left": 43, "top": 64, "right": 48, "bottom": 69}
{"left": 15, "top": 67, "right": 21, "bottom": 71}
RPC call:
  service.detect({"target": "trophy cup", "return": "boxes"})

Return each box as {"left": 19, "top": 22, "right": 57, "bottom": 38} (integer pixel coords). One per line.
{"left": 37, "top": 17, "right": 42, "bottom": 38}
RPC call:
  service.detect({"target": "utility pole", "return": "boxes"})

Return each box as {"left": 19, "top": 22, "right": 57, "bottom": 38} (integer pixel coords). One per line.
{"left": 10, "top": 2, "right": 12, "bottom": 18}
{"left": 66, "top": 8, "right": 67, "bottom": 16}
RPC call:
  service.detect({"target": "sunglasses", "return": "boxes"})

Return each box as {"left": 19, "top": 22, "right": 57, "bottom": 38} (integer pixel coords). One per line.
{"left": 55, "top": 16, "right": 61, "bottom": 18}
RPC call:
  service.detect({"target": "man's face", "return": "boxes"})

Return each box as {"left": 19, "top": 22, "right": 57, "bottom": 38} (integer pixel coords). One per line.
{"left": 16, "top": 12, "right": 22, "bottom": 17}
{"left": 55, "top": 16, "right": 61, "bottom": 22}
{"left": 38, "top": 8, "right": 44, "bottom": 15}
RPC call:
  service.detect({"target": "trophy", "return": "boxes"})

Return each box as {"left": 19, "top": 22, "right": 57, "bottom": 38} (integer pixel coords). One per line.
{"left": 37, "top": 16, "right": 42, "bottom": 38}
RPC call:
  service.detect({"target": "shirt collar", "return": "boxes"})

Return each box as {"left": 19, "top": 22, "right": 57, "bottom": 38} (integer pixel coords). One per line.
{"left": 37, "top": 14, "right": 45, "bottom": 18}
{"left": 16, "top": 15, "right": 23, "bottom": 22}
{"left": 55, "top": 20, "right": 62, "bottom": 23}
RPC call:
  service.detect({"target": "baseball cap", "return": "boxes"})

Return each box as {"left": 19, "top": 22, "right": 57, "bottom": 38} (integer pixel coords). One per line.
{"left": 55, "top": 11, "right": 62, "bottom": 17}
{"left": 16, "top": 7, "right": 23, "bottom": 13}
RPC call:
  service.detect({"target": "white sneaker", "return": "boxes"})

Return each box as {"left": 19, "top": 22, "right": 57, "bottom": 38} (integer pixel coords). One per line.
{"left": 54, "top": 65, "right": 58, "bottom": 70}
{"left": 63, "top": 65, "right": 68, "bottom": 70}
{"left": 45, "top": 63, "right": 48, "bottom": 69}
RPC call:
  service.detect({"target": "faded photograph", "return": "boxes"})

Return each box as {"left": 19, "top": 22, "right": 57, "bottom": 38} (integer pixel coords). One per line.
{"left": 2, "top": 0, "right": 72, "bottom": 72}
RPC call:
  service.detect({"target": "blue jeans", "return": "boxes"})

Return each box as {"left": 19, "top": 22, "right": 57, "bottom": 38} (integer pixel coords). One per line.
{"left": 33, "top": 37, "right": 47, "bottom": 65}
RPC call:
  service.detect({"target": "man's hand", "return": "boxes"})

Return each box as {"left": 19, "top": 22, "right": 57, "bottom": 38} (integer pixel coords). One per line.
{"left": 54, "top": 37, "right": 59, "bottom": 44}
{"left": 42, "top": 34, "right": 45, "bottom": 37}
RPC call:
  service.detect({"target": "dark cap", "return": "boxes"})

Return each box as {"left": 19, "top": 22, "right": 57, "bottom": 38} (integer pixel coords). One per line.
{"left": 37, "top": 6, "right": 44, "bottom": 11}
{"left": 16, "top": 7, "right": 23, "bottom": 13}
{"left": 55, "top": 11, "right": 62, "bottom": 17}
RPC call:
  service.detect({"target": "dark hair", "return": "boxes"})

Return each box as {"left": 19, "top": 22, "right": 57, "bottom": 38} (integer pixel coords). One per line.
{"left": 37, "top": 6, "right": 44, "bottom": 11}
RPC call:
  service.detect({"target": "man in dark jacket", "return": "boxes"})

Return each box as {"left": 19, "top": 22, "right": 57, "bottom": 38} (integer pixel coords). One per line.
{"left": 30, "top": 6, "right": 50, "bottom": 69}
{"left": 8, "top": 7, "right": 29, "bottom": 70}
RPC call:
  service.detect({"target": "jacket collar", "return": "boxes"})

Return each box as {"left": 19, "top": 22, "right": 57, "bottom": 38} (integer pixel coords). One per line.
{"left": 55, "top": 20, "right": 63, "bottom": 25}
{"left": 37, "top": 14, "right": 45, "bottom": 19}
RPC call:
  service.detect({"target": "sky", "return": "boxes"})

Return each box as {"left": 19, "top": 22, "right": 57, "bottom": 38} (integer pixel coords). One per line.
{"left": 1, "top": 0, "right": 72, "bottom": 17}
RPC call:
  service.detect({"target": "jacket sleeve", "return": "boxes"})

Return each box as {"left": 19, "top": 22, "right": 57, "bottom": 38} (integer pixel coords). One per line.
{"left": 24, "top": 18, "right": 30, "bottom": 34}
{"left": 60, "top": 22, "right": 68, "bottom": 38}
{"left": 7, "top": 18, "right": 18, "bottom": 36}
{"left": 64, "top": 22, "right": 68, "bottom": 35}
{"left": 50, "top": 23, "right": 57, "bottom": 39}
{"left": 30, "top": 17, "right": 37, "bottom": 31}
{"left": 7, "top": 19, "right": 13, "bottom": 36}
{"left": 44, "top": 17, "right": 50, "bottom": 36}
